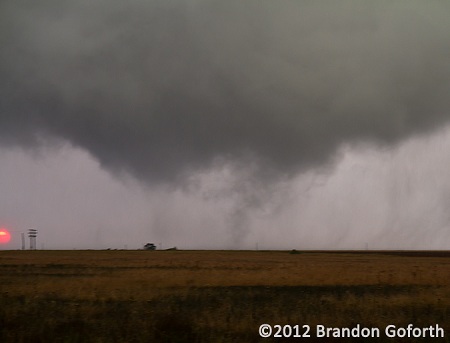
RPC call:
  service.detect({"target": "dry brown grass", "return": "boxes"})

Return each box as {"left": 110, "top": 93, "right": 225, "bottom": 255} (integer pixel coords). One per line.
{"left": 1, "top": 250, "right": 449, "bottom": 342}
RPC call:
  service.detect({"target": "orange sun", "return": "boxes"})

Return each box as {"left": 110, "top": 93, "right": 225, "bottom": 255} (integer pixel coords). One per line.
{"left": 0, "top": 229, "right": 11, "bottom": 244}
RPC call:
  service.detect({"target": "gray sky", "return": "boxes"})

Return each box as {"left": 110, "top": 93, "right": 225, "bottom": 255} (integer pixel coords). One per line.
{"left": 1, "top": 1, "right": 450, "bottom": 250}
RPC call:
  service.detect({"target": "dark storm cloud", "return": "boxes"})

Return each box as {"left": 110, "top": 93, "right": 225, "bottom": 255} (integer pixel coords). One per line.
{"left": 1, "top": 0, "right": 449, "bottom": 184}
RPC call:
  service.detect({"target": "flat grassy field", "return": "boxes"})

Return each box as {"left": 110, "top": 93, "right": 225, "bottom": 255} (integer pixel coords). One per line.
{"left": 0, "top": 250, "right": 449, "bottom": 342}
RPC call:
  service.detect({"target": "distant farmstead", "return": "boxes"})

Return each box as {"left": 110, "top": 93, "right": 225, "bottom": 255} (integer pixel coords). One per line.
{"left": 143, "top": 243, "right": 156, "bottom": 250}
